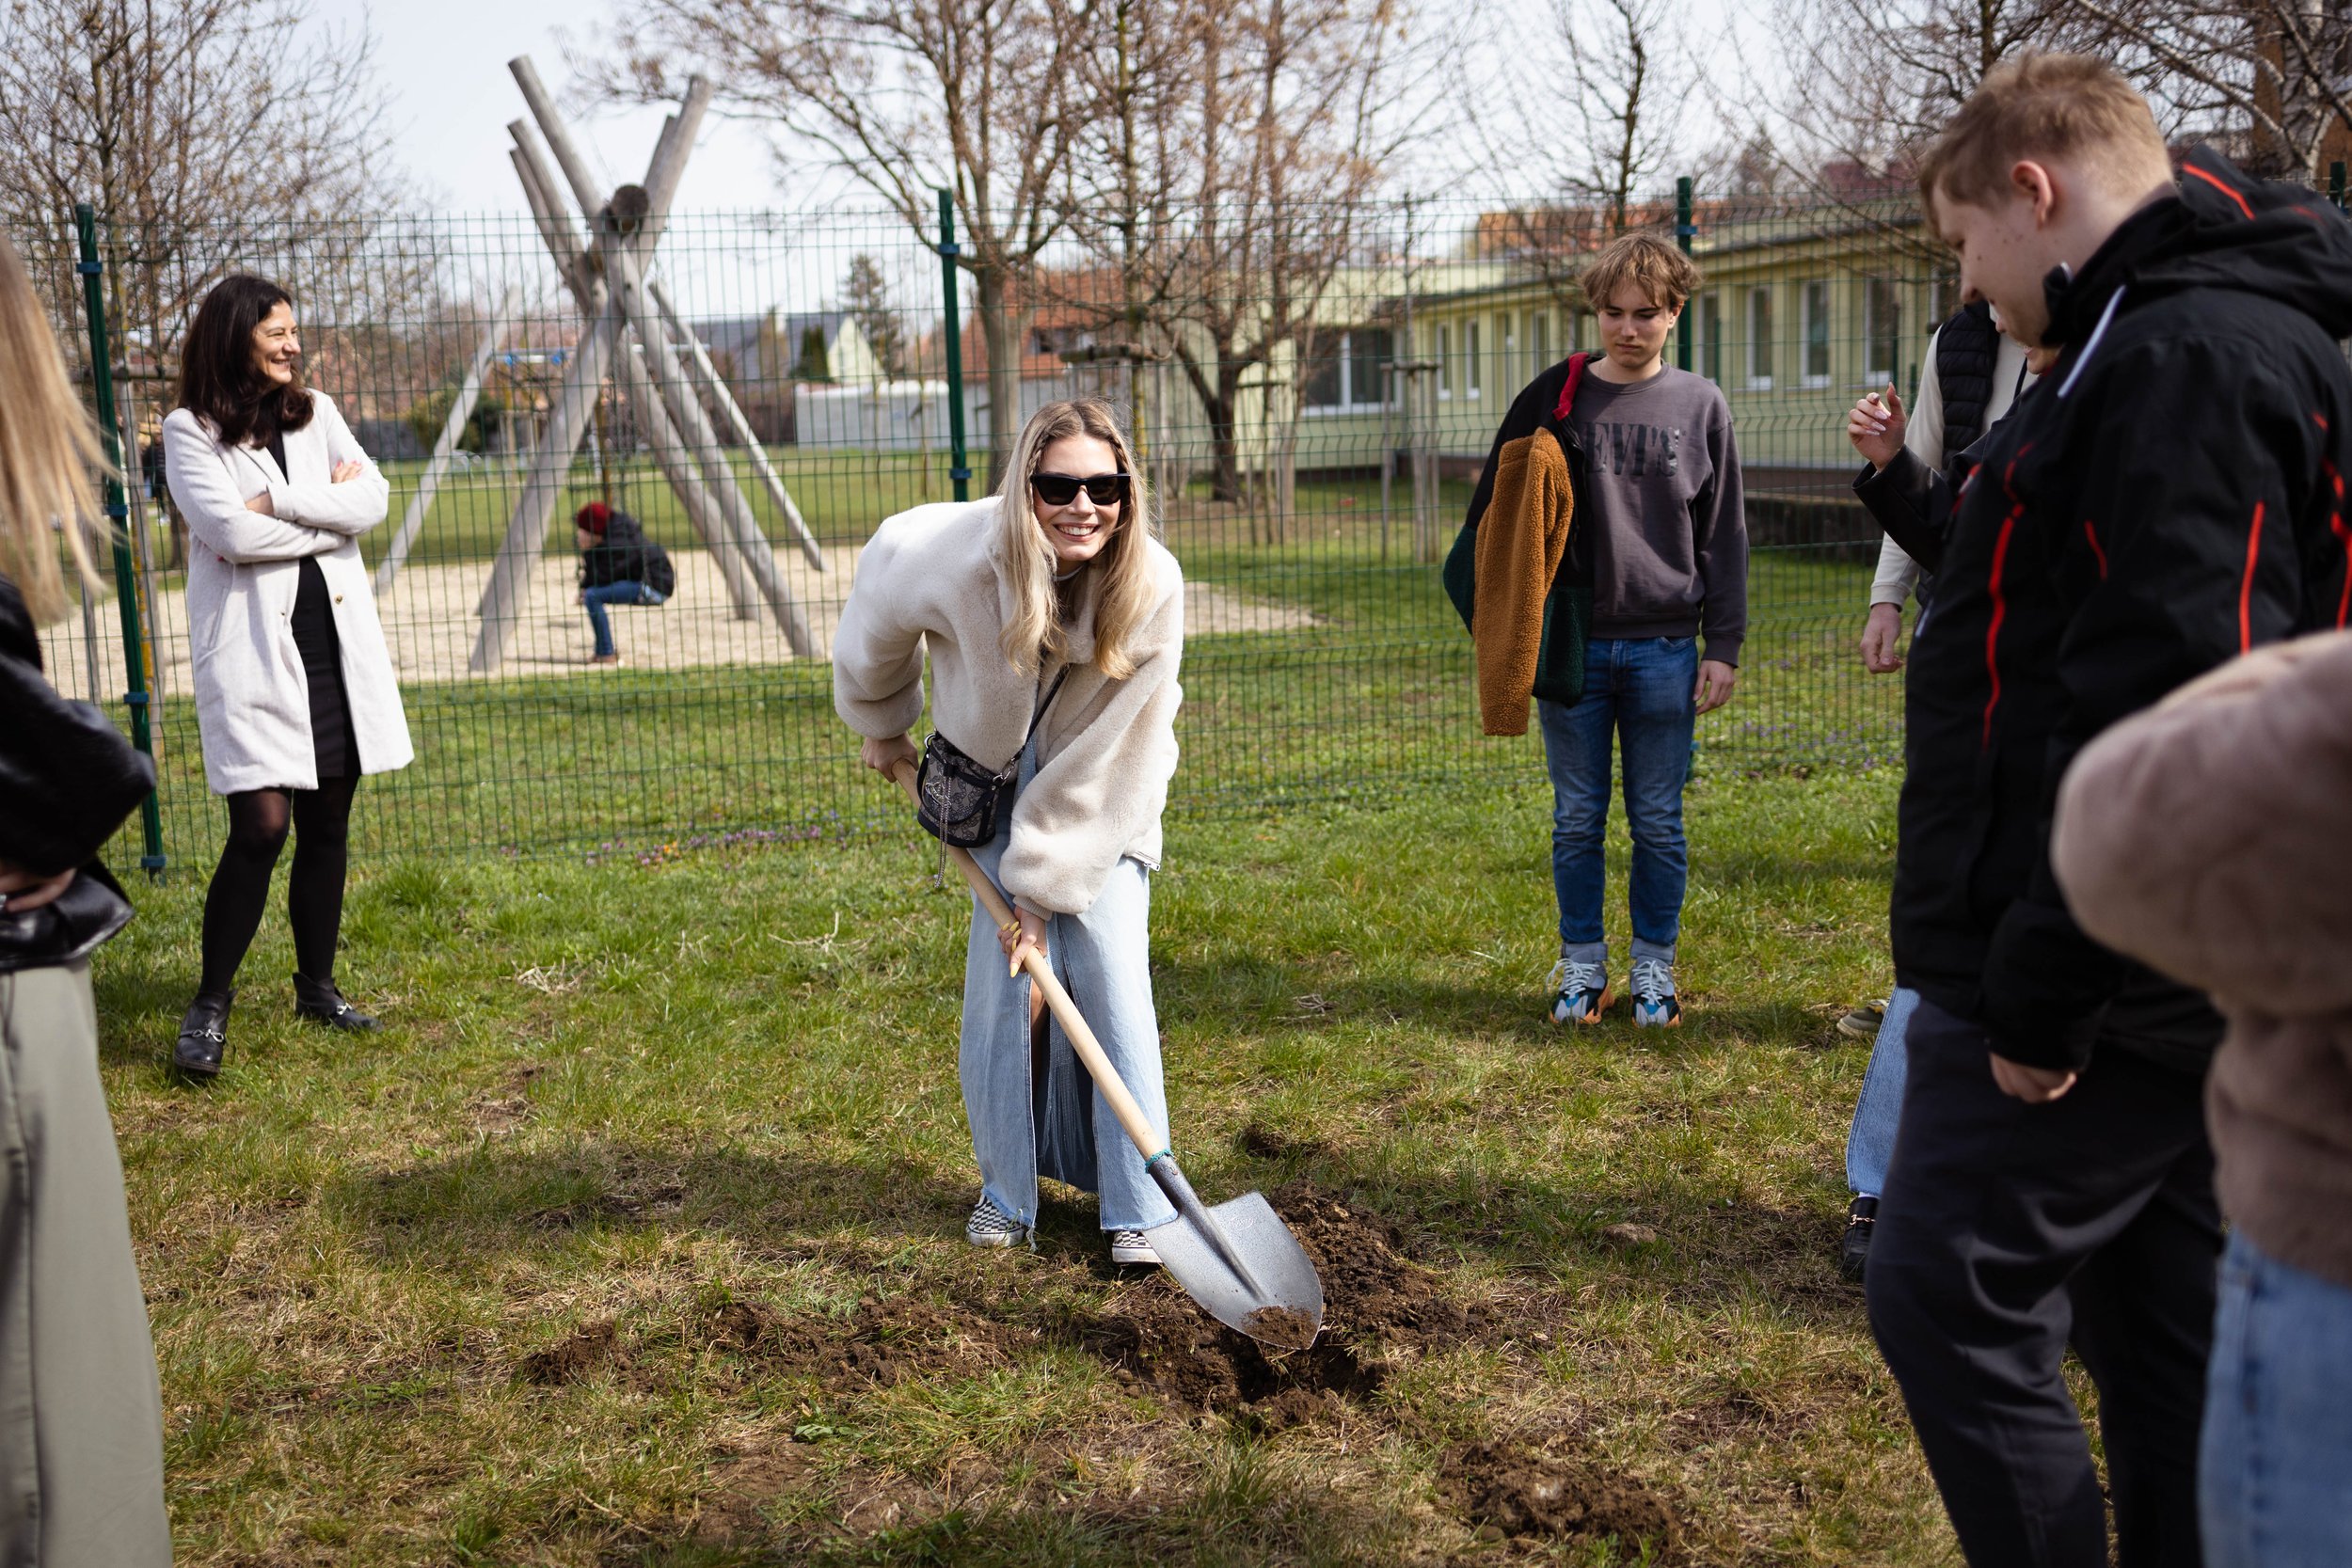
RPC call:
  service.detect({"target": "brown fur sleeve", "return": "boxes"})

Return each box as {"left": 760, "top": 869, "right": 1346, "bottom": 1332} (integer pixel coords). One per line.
{"left": 1471, "top": 433, "right": 1575, "bottom": 736}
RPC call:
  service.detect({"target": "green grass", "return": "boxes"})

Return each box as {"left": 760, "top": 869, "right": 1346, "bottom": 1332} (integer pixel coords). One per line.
{"left": 96, "top": 764, "right": 1958, "bottom": 1565}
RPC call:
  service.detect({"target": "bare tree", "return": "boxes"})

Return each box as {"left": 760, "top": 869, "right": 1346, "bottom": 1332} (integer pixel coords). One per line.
{"left": 1760, "top": 0, "right": 2101, "bottom": 177}
{"left": 2065, "top": 0, "right": 2352, "bottom": 183}
{"left": 1152, "top": 0, "right": 1419, "bottom": 521}
{"left": 1454, "top": 0, "right": 1698, "bottom": 317}
{"left": 0, "top": 0, "right": 403, "bottom": 359}
{"left": 585, "top": 0, "right": 1086, "bottom": 483}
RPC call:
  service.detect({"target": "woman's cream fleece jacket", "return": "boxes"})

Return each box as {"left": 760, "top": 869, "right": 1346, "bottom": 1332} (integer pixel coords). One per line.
{"left": 834, "top": 498, "right": 1184, "bottom": 916}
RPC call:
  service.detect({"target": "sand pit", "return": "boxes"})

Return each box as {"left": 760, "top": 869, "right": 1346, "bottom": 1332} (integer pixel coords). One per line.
{"left": 38, "top": 542, "right": 1322, "bottom": 703}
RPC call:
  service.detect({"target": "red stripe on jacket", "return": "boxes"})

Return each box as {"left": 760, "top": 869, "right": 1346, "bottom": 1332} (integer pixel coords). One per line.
{"left": 1551, "top": 352, "right": 1592, "bottom": 424}
{"left": 2238, "top": 501, "right": 2266, "bottom": 653}
{"left": 2082, "top": 519, "right": 2108, "bottom": 578}
{"left": 2185, "top": 163, "right": 2256, "bottom": 219}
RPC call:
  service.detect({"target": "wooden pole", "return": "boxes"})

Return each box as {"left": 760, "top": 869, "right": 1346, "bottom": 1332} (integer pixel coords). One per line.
{"left": 468, "top": 71, "right": 715, "bottom": 672}
{"left": 507, "top": 128, "right": 761, "bottom": 617}
{"left": 510, "top": 56, "right": 816, "bottom": 656}
{"left": 376, "top": 287, "right": 516, "bottom": 594}
{"left": 646, "top": 277, "right": 825, "bottom": 572}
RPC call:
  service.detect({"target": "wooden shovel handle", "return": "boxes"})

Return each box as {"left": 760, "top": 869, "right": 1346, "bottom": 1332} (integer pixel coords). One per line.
{"left": 888, "top": 760, "right": 1168, "bottom": 1161}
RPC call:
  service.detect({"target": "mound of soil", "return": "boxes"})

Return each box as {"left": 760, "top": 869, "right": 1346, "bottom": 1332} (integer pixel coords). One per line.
{"left": 1439, "top": 1439, "right": 1682, "bottom": 1556}
{"left": 520, "top": 1318, "right": 622, "bottom": 1385}
{"left": 1057, "top": 1279, "right": 1382, "bottom": 1419}
{"left": 1270, "top": 1182, "right": 1477, "bottom": 1346}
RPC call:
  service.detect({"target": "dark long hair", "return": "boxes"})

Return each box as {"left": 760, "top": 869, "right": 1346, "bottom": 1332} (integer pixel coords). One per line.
{"left": 176, "top": 274, "right": 314, "bottom": 447}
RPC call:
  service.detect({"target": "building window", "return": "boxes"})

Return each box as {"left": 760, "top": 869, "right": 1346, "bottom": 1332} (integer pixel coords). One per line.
{"left": 1802, "top": 279, "right": 1832, "bottom": 386}
{"left": 1465, "top": 318, "right": 1482, "bottom": 399}
{"left": 1746, "top": 286, "right": 1773, "bottom": 389}
{"left": 1530, "top": 309, "right": 1550, "bottom": 368}
{"left": 1499, "top": 313, "right": 1514, "bottom": 388}
{"left": 1691, "top": 290, "right": 1721, "bottom": 383}
{"left": 1302, "top": 327, "right": 1394, "bottom": 412}
{"left": 1865, "top": 278, "right": 1902, "bottom": 383}
{"left": 1437, "top": 323, "right": 1452, "bottom": 400}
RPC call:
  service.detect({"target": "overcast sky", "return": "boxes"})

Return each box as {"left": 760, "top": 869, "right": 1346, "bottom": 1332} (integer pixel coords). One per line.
{"left": 320, "top": 0, "right": 782, "bottom": 215}
{"left": 324, "top": 0, "right": 1763, "bottom": 220}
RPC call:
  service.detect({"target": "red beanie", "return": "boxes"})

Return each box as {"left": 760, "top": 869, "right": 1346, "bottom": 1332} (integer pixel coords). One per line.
{"left": 575, "top": 502, "right": 612, "bottom": 534}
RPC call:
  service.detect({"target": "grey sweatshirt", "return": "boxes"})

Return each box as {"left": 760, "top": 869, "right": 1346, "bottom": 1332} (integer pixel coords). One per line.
{"left": 1570, "top": 368, "right": 1748, "bottom": 664}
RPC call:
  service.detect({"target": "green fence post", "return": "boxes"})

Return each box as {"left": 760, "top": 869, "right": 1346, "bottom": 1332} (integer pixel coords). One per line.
{"left": 2332, "top": 161, "right": 2347, "bottom": 213}
{"left": 936, "top": 188, "right": 971, "bottom": 503}
{"left": 73, "top": 202, "right": 165, "bottom": 878}
{"left": 1675, "top": 177, "right": 1694, "bottom": 373}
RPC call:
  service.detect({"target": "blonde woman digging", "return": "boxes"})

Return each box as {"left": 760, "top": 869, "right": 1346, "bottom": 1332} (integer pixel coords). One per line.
{"left": 834, "top": 399, "right": 1184, "bottom": 1265}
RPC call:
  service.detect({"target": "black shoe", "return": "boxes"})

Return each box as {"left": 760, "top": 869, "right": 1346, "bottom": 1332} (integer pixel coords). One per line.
{"left": 1839, "top": 1195, "right": 1878, "bottom": 1284}
{"left": 293, "top": 972, "right": 380, "bottom": 1032}
{"left": 173, "top": 990, "right": 232, "bottom": 1078}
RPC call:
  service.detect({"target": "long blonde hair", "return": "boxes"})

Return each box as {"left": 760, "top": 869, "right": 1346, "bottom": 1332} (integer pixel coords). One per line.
{"left": 0, "top": 235, "right": 106, "bottom": 626}
{"left": 993, "top": 399, "right": 1160, "bottom": 679}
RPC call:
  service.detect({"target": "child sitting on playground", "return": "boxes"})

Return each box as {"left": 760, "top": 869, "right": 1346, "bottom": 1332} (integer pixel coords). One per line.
{"left": 574, "top": 501, "right": 673, "bottom": 667}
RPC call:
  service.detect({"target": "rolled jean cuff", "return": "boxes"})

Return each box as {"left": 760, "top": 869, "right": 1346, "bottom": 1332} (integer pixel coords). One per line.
{"left": 1560, "top": 940, "right": 1609, "bottom": 968}
{"left": 1630, "top": 936, "right": 1677, "bottom": 967}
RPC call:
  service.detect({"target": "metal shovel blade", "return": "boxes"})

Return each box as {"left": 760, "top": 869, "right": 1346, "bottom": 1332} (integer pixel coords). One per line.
{"left": 1145, "top": 1188, "right": 1326, "bottom": 1350}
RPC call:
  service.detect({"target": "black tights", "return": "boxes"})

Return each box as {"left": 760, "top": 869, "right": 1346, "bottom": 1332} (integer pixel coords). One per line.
{"left": 197, "top": 778, "right": 359, "bottom": 997}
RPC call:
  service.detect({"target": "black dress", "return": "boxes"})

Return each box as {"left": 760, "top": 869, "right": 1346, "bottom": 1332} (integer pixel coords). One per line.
{"left": 267, "top": 429, "right": 360, "bottom": 782}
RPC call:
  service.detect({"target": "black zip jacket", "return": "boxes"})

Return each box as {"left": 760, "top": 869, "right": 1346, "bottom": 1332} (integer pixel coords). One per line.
{"left": 580, "top": 510, "right": 654, "bottom": 589}
{"left": 1889, "top": 147, "right": 2352, "bottom": 1074}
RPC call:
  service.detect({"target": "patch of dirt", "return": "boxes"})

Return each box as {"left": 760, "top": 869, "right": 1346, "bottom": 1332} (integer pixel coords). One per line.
{"left": 519, "top": 1319, "right": 622, "bottom": 1385}
{"left": 1271, "top": 1182, "right": 1479, "bottom": 1346}
{"left": 1055, "top": 1281, "right": 1382, "bottom": 1419}
{"left": 1243, "top": 1304, "right": 1320, "bottom": 1350}
{"left": 704, "top": 1294, "right": 1020, "bottom": 1389}
{"left": 1439, "top": 1439, "right": 1683, "bottom": 1556}
{"left": 1237, "top": 1122, "right": 1328, "bottom": 1160}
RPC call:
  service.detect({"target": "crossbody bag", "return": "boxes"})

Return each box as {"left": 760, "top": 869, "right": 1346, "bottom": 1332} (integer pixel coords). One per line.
{"left": 914, "top": 666, "right": 1070, "bottom": 848}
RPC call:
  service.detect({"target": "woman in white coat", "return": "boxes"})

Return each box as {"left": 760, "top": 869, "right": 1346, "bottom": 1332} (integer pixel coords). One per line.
{"left": 163, "top": 275, "right": 412, "bottom": 1078}
{"left": 835, "top": 399, "right": 1184, "bottom": 1265}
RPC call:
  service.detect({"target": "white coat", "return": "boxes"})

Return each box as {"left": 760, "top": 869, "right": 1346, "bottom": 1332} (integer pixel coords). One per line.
{"left": 162, "top": 390, "right": 413, "bottom": 795}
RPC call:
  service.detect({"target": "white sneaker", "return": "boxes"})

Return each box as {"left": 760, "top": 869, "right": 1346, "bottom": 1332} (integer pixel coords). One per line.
{"left": 965, "top": 1193, "right": 1027, "bottom": 1248}
{"left": 1548, "top": 956, "right": 1613, "bottom": 1025}
{"left": 1108, "top": 1228, "right": 1161, "bottom": 1266}
{"left": 1629, "top": 957, "right": 1681, "bottom": 1027}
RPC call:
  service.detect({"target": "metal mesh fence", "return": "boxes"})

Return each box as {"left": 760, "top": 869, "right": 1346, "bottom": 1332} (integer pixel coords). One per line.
{"left": 23, "top": 182, "right": 2010, "bottom": 863}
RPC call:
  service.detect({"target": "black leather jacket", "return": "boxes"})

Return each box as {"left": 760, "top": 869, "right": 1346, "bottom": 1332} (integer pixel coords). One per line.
{"left": 0, "top": 576, "right": 152, "bottom": 971}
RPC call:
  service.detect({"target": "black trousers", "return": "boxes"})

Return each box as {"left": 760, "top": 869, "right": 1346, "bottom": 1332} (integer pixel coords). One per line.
{"left": 1866, "top": 996, "right": 2219, "bottom": 1568}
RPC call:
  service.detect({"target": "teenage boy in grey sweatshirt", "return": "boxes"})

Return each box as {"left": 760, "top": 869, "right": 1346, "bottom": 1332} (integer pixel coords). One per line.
{"left": 1539, "top": 232, "right": 1747, "bottom": 1026}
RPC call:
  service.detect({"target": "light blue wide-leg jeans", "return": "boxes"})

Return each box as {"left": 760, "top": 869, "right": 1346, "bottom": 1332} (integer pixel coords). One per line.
{"left": 958, "top": 748, "right": 1177, "bottom": 1234}
{"left": 1845, "top": 985, "right": 1920, "bottom": 1197}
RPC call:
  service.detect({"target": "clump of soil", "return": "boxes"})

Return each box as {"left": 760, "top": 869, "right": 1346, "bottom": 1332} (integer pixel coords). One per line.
{"left": 1439, "top": 1439, "right": 1682, "bottom": 1557}
{"left": 1242, "top": 1304, "right": 1320, "bottom": 1350}
{"left": 520, "top": 1318, "right": 622, "bottom": 1385}
{"left": 1270, "top": 1182, "right": 1476, "bottom": 1346}
{"left": 1057, "top": 1282, "right": 1381, "bottom": 1418}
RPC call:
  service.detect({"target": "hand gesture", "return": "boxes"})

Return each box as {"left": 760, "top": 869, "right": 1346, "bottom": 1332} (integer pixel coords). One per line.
{"left": 1846, "top": 386, "right": 1906, "bottom": 470}
{"left": 997, "top": 906, "right": 1050, "bottom": 978}
{"left": 1860, "top": 604, "right": 1904, "bottom": 673}
{"left": 1693, "top": 658, "right": 1739, "bottom": 716}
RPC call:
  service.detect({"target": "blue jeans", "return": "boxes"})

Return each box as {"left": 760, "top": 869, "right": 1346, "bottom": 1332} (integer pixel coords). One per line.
{"left": 1535, "top": 636, "right": 1699, "bottom": 967}
{"left": 581, "top": 580, "right": 665, "bottom": 657}
{"left": 1845, "top": 986, "right": 1919, "bottom": 1197}
{"left": 2201, "top": 1229, "right": 2352, "bottom": 1568}
{"left": 959, "top": 742, "right": 1176, "bottom": 1234}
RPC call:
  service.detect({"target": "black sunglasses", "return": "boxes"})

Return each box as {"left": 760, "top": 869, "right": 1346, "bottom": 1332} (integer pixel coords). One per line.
{"left": 1030, "top": 470, "right": 1130, "bottom": 507}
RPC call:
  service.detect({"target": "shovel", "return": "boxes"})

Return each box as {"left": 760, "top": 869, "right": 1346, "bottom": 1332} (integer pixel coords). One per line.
{"left": 890, "top": 760, "right": 1325, "bottom": 1350}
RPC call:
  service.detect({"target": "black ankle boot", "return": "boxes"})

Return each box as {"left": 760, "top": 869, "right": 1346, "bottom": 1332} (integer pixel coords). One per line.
{"left": 174, "top": 990, "right": 232, "bottom": 1078}
{"left": 293, "top": 972, "right": 379, "bottom": 1032}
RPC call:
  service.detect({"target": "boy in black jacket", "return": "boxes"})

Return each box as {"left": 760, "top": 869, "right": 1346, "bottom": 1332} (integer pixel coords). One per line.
{"left": 1859, "top": 54, "right": 2352, "bottom": 1568}
{"left": 574, "top": 501, "right": 673, "bottom": 668}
